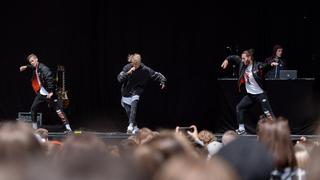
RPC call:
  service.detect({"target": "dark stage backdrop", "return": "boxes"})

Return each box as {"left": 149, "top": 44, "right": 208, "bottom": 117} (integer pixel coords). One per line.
{"left": 1, "top": 1, "right": 320, "bottom": 134}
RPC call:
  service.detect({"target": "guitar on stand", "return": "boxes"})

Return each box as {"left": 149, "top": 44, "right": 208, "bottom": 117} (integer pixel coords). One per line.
{"left": 56, "top": 65, "right": 70, "bottom": 109}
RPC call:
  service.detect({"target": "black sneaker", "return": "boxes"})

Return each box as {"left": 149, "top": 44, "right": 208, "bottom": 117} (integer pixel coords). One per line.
{"left": 235, "top": 129, "right": 247, "bottom": 135}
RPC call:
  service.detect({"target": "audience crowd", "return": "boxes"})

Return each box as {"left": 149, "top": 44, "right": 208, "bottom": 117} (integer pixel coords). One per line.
{"left": 0, "top": 116, "right": 320, "bottom": 180}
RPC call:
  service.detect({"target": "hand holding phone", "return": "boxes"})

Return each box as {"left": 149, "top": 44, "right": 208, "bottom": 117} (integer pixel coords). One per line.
{"left": 178, "top": 127, "right": 194, "bottom": 131}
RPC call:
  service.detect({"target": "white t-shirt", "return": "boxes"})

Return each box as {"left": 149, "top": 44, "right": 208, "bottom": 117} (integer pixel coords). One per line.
{"left": 244, "top": 64, "right": 264, "bottom": 95}
{"left": 39, "top": 87, "right": 49, "bottom": 96}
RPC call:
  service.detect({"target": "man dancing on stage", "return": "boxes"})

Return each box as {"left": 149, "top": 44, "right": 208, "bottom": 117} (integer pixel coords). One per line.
{"left": 117, "top": 53, "right": 166, "bottom": 134}
{"left": 19, "top": 53, "right": 72, "bottom": 133}
{"left": 221, "top": 49, "right": 277, "bottom": 135}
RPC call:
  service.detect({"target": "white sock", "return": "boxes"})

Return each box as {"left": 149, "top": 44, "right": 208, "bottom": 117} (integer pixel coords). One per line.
{"left": 239, "top": 124, "right": 245, "bottom": 131}
{"left": 32, "top": 122, "right": 38, "bottom": 129}
{"left": 65, "top": 124, "right": 72, "bottom": 131}
{"left": 128, "top": 123, "right": 133, "bottom": 128}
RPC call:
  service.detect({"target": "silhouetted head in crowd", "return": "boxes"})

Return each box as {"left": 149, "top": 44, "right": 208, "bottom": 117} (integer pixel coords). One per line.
{"left": 106, "top": 145, "right": 120, "bottom": 158}
{"left": 221, "top": 130, "right": 238, "bottom": 145}
{"left": 57, "top": 133, "right": 108, "bottom": 161}
{"left": 120, "top": 137, "right": 138, "bottom": 149}
{"left": 256, "top": 116, "right": 274, "bottom": 136}
{"left": 0, "top": 121, "right": 43, "bottom": 162}
{"left": 133, "top": 130, "right": 198, "bottom": 179}
{"left": 153, "top": 155, "right": 239, "bottom": 180}
{"left": 217, "top": 137, "right": 274, "bottom": 180}
{"left": 35, "top": 128, "right": 49, "bottom": 143}
{"left": 45, "top": 140, "right": 63, "bottom": 158}
{"left": 131, "top": 127, "right": 159, "bottom": 145}
{"left": 198, "top": 129, "right": 216, "bottom": 145}
{"left": 257, "top": 117, "right": 297, "bottom": 170}
{"left": 294, "top": 142, "right": 310, "bottom": 170}
{"left": 54, "top": 133, "right": 139, "bottom": 180}
{"left": 306, "top": 146, "right": 320, "bottom": 180}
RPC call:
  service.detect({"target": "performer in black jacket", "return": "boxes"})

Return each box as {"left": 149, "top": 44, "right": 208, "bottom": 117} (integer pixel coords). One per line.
{"left": 265, "top": 44, "right": 287, "bottom": 79}
{"left": 19, "top": 53, "right": 72, "bottom": 133}
{"left": 221, "top": 49, "right": 277, "bottom": 135}
{"left": 117, "top": 53, "right": 166, "bottom": 134}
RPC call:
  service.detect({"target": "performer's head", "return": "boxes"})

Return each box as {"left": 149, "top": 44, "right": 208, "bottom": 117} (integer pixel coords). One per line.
{"left": 241, "top": 49, "right": 254, "bottom": 66}
{"left": 128, "top": 54, "right": 133, "bottom": 62}
{"left": 27, "top": 53, "right": 39, "bottom": 67}
{"left": 130, "top": 53, "right": 141, "bottom": 69}
{"left": 272, "top": 44, "right": 283, "bottom": 58}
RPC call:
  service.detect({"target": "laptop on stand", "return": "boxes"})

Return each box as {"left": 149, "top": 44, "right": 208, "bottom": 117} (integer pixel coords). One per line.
{"left": 279, "top": 70, "right": 297, "bottom": 80}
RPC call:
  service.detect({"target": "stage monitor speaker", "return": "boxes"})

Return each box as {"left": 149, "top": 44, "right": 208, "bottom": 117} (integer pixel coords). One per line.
{"left": 17, "top": 112, "right": 42, "bottom": 126}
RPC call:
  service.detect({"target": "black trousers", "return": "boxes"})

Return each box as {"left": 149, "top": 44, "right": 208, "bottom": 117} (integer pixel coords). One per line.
{"left": 236, "top": 92, "right": 275, "bottom": 125}
{"left": 30, "top": 93, "right": 69, "bottom": 125}
{"left": 122, "top": 100, "right": 139, "bottom": 126}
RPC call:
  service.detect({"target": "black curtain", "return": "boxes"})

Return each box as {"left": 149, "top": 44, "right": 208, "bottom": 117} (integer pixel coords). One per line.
{"left": 1, "top": 0, "right": 319, "bottom": 133}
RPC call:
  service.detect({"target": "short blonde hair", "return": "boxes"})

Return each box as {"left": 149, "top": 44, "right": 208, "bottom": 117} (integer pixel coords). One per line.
{"left": 131, "top": 53, "right": 141, "bottom": 63}
{"left": 27, "top": 53, "right": 37, "bottom": 61}
{"left": 35, "top": 128, "right": 49, "bottom": 140}
{"left": 198, "top": 130, "right": 216, "bottom": 145}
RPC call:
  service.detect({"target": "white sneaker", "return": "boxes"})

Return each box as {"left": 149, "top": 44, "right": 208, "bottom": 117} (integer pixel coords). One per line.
{"left": 132, "top": 126, "right": 139, "bottom": 134}
{"left": 127, "top": 123, "right": 134, "bottom": 133}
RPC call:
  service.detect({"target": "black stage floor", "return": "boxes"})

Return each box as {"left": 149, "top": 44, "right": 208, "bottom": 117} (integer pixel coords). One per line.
{"left": 48, "top": 131, "right": 131, "bottom": 144}
{"left": 48, "top": 131, "right": 320, "bottom": 144}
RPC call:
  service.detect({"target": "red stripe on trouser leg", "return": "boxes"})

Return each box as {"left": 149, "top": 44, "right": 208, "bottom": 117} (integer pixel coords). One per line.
{"left": 56, "top": 110, "right": 68, "bottom": 124}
